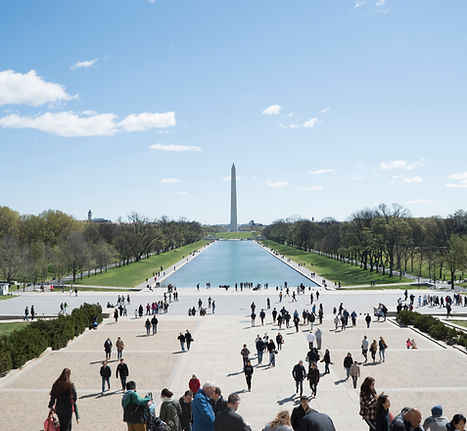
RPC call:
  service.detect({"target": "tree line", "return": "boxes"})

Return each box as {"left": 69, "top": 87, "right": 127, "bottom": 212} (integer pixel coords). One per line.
{"left": 0, "top": 207, "right": 203, "bottom": 284}
{"left": 262, "top": 203, "right": 467, "bottom": 287}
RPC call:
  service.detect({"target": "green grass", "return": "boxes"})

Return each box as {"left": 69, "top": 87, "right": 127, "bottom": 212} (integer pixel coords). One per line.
{"left": 346, "top": 284, "right": 431, "bottom": 291}
{"left": 450, "top": 321, "right": 467, "bottom": 328}
{"left": 70, "top": 240, "right": 210, "bottom": 288}
{"left": 209, "top": 231, "right": 259, "bottom": 239}
{"left": 0, "top": 295, "right": 16, "bottom": 300}
{"left": 260, "top": 240, "right": 413, "bottom": 286}
{"left": 0, "top": 322, "right": 29, "bottom": 336}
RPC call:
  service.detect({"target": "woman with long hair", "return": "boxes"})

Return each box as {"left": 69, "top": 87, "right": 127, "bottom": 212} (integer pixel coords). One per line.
{"left": 263, "top": 410, "right": 293, "bottom": 430}
{"left": 447, "top": 414, "right": 466, "bottom": 431}
{"left": 48, "top": 368, "right": 79, "bottom": 431}
{"left": 379, "top": 337, "right": 387, "bottom": 362}
{"left": 359, "top": 377, "right": 378, "bottom": 431}
{"left": 375, "top": 394, "right": 391, "bottom": 431}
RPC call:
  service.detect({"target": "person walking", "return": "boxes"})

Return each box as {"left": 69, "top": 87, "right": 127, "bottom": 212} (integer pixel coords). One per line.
{"left": 189, "top": 374, "right": 201, "bottom": 394}
{"left": 31, "top": 304, "right": 35, "bottom": 320}
{"left": 365, "top": 314, "right": 371, "bottom": 329}
{"left": 48, "top": 368, "right": 79, "bottom": 431}
{"left": 315, "top": 327, "right": 322, "bottom": 350}
{"left": 122, "top": 380, "right": 153, "bottom": 431}
{"left": 260, "top": 309, "right": 266, "bottom": 325}
{"left": 24, "top": 306, "right": 29, "bottom": 321}
{"left": 378, "top": 337, "right": 387, "bottom": 362}
{"left": 307, "top": 362, "right": 320, "bottom": 397}
{"left": 192, "top": 382, "right": 216, "bottom": 431}
{"left": 306, "top": 332, "right": 315, "bottom": 350}
{"left": 359, "top": 377, "right": 378, "bottom": 431}
{"left": 116, "top": 358, "right": 129, "bottom": 391}
{"left": 240, "top": 344, "right": 250, "bottom": 368}
{"left": 185, "top": 330, "right": 193, "bottom": 350}
{"left": 179, "top": 390, "right": 194, "bottom": 431}
{"left": 151, "top": 315, "right": 159, "bottom": 335}
{"left": 292, "top": 360, "right": 307, "bottom": 397}
{"left": 370, "top": 340, "right": 378, "bottom": 363}
{"left": 145, "top": 318, "right": 151, "bottom": 336}
{"left": 276, "top": 333, "right": 284, "bottom": 351}
{"left": 267, "top": 339, "right": 276, "bottom": 367}
{"left": 100, "top": 360, "right": 111, "bottom": 394}
{"left": 291, "top": 396, "right": 311, "bottom": 431}
{"left": 321, "top": 349, "right": 333, "bottom": 374}
{"left": 361, "top": 335, "right": 369, "bottom": 363}
{"left": 116, "top": 337, "right": 125, "bottom": 360}
{"left": 114, "top": 308, "right": 119, "bottom": 322}
{"left": 298, "top": 409, "right": 336, "bottom": 431}
{"left": 104, "top": 337, "right": 112, "bottom": 360}
{"left": 350, "top": 361, "right": 361, "bottom": 389}
{"left": 256, "top": 336, "right": 265, "bottom": 365}
{"left": 244, "top": 360, "right": 254, "bottom": 391}
{"left": 375, "top": 394, "right": 391, "bottom": 431}
{"left": 214, "top": 393, "right": 251, "bottom": 431}
{"left": 343, "top": 353, "right": 353, "bottom": 380}
{"left": 250, "top": 311, "right": 256, "bottom": 327}
{"left": 178, "top": 332, "right": 186, "bottom": 351}
{"left": 160, "top": 388, "right": 182, "bottom": 431}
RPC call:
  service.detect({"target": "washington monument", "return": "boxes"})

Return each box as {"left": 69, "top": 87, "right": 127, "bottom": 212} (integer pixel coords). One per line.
{"left": 230, "top": 163, "right": 238, "bottom": 231}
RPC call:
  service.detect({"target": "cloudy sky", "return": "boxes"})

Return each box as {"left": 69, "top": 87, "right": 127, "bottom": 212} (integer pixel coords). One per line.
{"left": 1, "top": 0, "right": 466, "bottom": 224}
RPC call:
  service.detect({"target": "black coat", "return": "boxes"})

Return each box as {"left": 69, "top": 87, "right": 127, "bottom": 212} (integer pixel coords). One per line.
{"left": 179, "top": 396, "right": 192, "bottom": 430}
{"left": 214, "top": 407, "right": 251, "bottom": 431}
{"left": 100, "top": 365, "right": 111, "bottom": 378}
{"left": 244, "top": 365, "right": 254, "bottom": 377}
{"left": 210, "top": 396, "right": 228, "bottom": 415}
{"left": 292, "top": 364, "right": 306, "bottom": 381}
{"left": 343, "top": 356, "right": 353, "bottom": 368}
{"left": 299, "top": 410, "right": 336, "bottom": 431}
{"left": 291, "top": 406, "right": 311, "bottom": 431}
{"left": 116, "top": 363, "right": 129, "bottom": 378}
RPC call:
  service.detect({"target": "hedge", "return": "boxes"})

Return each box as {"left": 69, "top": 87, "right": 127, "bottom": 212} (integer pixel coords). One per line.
{"left": 0, "top": 303, "right": 102, "bottom": 376}
{"left": 397, "top": 310, "right": 467, "bottom": 348}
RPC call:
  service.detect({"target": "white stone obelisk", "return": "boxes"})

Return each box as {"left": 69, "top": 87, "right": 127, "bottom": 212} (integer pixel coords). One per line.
{"left": 230, "top": 163, "right": 238, "bottom": 232}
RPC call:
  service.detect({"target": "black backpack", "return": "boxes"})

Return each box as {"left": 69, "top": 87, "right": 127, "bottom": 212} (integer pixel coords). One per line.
{"left": 123, "top": 393, "right": 149, "bottom": 424}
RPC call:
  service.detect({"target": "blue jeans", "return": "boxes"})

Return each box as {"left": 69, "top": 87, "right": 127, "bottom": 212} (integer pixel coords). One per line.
{"left": 295, "top": 379, "right": 303, "bottom": 395}
{"left": 269, "top": 352, "right": 275, "bottom": 366}
{"left": 102, "top": 377, "right": 110, "bottom": 392}
{"left": 257, "top": 349, "right": 263, "bottom": 364}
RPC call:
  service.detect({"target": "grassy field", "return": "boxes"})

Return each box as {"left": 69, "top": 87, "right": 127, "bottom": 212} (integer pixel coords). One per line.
{"left": 0, "top": 295, "right": 16, "bottom": 301}
{"left": 0, "top": 322, "right": 29, "bottom": 336}
{"left": 210, "top": 231, "right": 259, "bottom": 239}
{"left": 346, "top": 284, "right": 430, "bottom": 291}
{"left": 450, "top": 320, "right": 467, "bottom": 328}
{"left": 71, "top": 240, "right": 210, "bottom": 288}
{"left": 260, "top": 240, "right": 413, "bottom": 286}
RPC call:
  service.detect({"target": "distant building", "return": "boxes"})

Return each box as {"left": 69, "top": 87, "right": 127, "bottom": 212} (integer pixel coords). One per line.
{"left": 87, "top": 210, "right": 111, "bottom": 223}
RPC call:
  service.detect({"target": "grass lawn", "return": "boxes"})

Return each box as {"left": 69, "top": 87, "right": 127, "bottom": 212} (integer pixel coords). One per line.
{"left": 450, "top": 320, "right": 467, "bottom": 328}
{"left": 0, "top": 295, "right": 16, "bottom": 301}
{"left": 70, "top": 240, "right": 210, "bottom": 288}
{"left": 260, "top": 240, "right": 413, "bottom": 286}
{"left": 345, "top": 284, "right": 431, "bottom": 291}
{"left": 210, "top": 231, "right": 259, "bottom": 239}
{"left": 0, "top": 322, "right": 29, "bottom": 336}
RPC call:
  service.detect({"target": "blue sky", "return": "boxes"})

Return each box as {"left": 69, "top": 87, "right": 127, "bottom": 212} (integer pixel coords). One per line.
{"left": 1, "top": 0, "right": 466, "bottom": 225}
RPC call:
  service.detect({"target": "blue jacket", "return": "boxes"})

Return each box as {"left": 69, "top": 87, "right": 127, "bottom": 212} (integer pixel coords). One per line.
{"left": 192, "top": 389, "right": 215, "bottom": 431}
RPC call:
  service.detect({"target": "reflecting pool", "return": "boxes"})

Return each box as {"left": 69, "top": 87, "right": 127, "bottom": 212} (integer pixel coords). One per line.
{"left": 161, "top": 240, "right": 318, "bottom": 288}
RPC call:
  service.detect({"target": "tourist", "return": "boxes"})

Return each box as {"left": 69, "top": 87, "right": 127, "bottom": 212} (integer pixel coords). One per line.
{"left": 375, "top": 394, "right": 391, "bottom": 431}
{"left": 315, "top": 327, "right": 322, "bottom": 350}
{"left": 343, "top": 352, "right": 353, "bottom": 380}
{"left": 185, "top": 330, "right": 193, "bottom": 350}
{"left": 359, "top": 377, "right": 378, "bottom": 430}
{"left": 391, "top": 408, "right": 424, "bottom": 431}
{"left": 240, "top": 344, "right": 250, "bottom": 367}
{"left": 334, "top": 315, "right": 340, "bottom": 331}
{"left": 151, "top": 315, "right": 158, "bottom": 334}
{"left": 370, "top": 340, "right": 378, "bottom": 363}
{"left": 321, "top": 349, "right": 333, "bottom": 374}
{"left": 379, "top": 337, "right": 387, "bottom": 362}
{"left": 122, "top": 380, "right": 152, "bottom": 430}
{"left": 256, "top": 335, "right": 265, "bottom": 364}
{"left": 114, "top": 308, "right": 119, "bottom": 322}
{"left": 267, "top": 338, "right": 276, "bottom": 367}
{"left": 160, "top": 388, "right": 182, "bottom": 431}
{"left": 276, "top": 332, "right": 284, "bottom": 350}
{"left": 24, "top": 305, "right": 29, "bottom": 321}
{"left": 189, "top": 374, "right": 201, "bottom": 394}
{"left": 263, "top": 410, "right": 293, "bottom": 431}
{"left": 361, "top": 336, "right": 369, "bottom": 362}
{"left": 178, "top": 332, "right": 186, "bottom": 351}
{"left": 350, "top": 361, "right": 360, "bottom": 389}
{"left": 251, "top": 311, "right": 256, "bottom": 327}
{"left": 179, "top": 390, "right": 194, "bottom": 431}
{"left": 272, "top": 308, "right": 278, "bottom": 323}
{"left": 116, "top": 358, "right": 129, "bottom": 391}
{"left": 192, "top": 382, "right": 216, "bottom": 431}
{"left": 307, "top": 361, "right": 320, "bottom": 397}
{"left": 244, "top": 359, "right": 254, "bottom": 391}
{"left": 31, "top": 304, "right": 35, "bottom": 320}
{"left": 446, "top": 414, "right": 466, "bottom": 431}
{"left": 291, "top": 396, "right": 311, "bottom": 431}
{"left": 365, "top": 313, "right": 371, "bottom": 328}
{"left": 100, "top": 360, "right": 111, "bottom": 394}
{"left": 423, "top": 405, "right": 449, "bottom": 431}
{"left": 214, "top": 393, "right": 251, "bottom": 431}
{"left": 292, "top": 360, "right": 307, "bottom": 397}
{"left": 298, "top": 409, "right": 336, "bottom": 431}
{"left": 307, "top": 332, "right": 315, "bottom": 350}
{"left": 145, "top": 318, "right": 151, "bottom": 335}
{"left": 48, "top": 368, "right": 79, "bottom": 431}
{"left": 116, "top": 337, "right": 125, "bottom": 360}
{"left": 406, "top": 338, "right": 412, "bottom": 350}
{"left": 210, "top": 387, "right": 227, "bottom": 415}
{"left": 212, "top": 300, "right": 215, "bottom": 314}
{"left": 104, "top": 337, "right": 112, "bottom": 360}
{"left": 260, "top": 309, "right": 266, "bottom": 325}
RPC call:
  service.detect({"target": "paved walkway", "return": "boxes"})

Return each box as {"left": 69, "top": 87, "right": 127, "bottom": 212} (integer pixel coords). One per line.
{"left": 0, "top": 291, "right": 466, "bottom": 431}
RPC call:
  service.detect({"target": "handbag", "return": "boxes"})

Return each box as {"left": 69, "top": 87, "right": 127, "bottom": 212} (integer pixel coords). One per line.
{"left": 44, "top": 410, "right": 60, "bottom": 431}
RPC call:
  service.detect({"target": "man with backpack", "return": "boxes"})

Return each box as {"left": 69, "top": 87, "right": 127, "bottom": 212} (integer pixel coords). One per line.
{"left": 122, "top": 380, "right": 152, "bottom": 431}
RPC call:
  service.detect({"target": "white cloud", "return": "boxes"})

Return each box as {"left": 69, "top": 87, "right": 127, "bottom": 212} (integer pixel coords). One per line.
{"left": 287, "top": 112, "right": 294, "bottom": 118}
{"left": 448, "top": 172, "right": 467, "bottom": 181}
{"left": 264, "top": 180, "right": 289, "bottom": 188}
{"left": 309, "top": 168, "right": 335, "bottom": 175}
{"left": 445, "top": 183, "right": 467, "bottom": 189}
{"left": 70, "top": 58, "right": 98, "bottom": 70}
{"left": 302, "top": 117, "right": 318, "bottom": 128}
{"left": 0, "top": 70, "right": 76, "bottom": 106}
{"left": 406, "top": 199, "right": 431, "bottom": 204}
{"left": 177, "top": 190, "right": 188, "bottom": 195}
{"left": 301, "top": 186, "right": 323, "bottom": 191}
{"left": 403, "top": 176, "right": 423, "bottom": 183}
{"left": 150, "top": 144, "right": 202, "bottom": 152}
{"left": 445, "top": 172, "right": 467, "bottom": 188}
{"left": 261, "top": 104, "right": 282, "bottom": 116}
{"left": 380, "top": 159, "right": 423, "bottom": 170}
{"left": 119, "top": 112, "right": 175, "bottom": 131}
{"left": 319, "top": 107, "right": 331, "bottom": 114}
{"left": 355, "top": 1, "right": 366, "bottom": 7}
{"left": 160, "top": 178, "right": 180, "bottom": 184}
{"left": 0, "top": 110, "right": 175, "bottom": 137}
{"left": 375, "top": 0, "right": 386, "bottom": 6}
{"left": 222, "top": 176, "right": 241, "bottom": 181}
